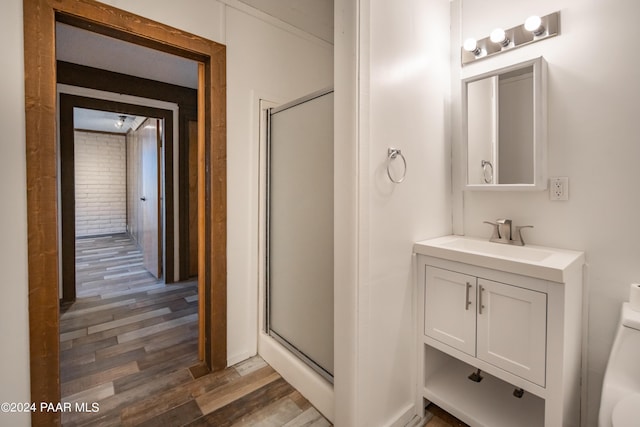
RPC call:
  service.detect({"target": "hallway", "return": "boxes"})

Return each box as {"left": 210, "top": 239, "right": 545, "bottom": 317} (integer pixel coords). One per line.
{"left": 60, "top": 234, "right": 330, "bottom": 426}
{"left": 73, "top": 234, "right": 161, "bottom": 299}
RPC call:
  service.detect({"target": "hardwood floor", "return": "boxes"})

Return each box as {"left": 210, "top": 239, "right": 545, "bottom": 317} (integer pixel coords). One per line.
{"left": 63, "top": 234, "right": 465, "bottom": 426}
{"left": 61, "top": 234, "right": 330, "bottom": 426}
{"left": 73, "top": 234, "right": 159, "bottom": 299}
{"left": 423, "top": 404, "right": 469, "bottom": 427}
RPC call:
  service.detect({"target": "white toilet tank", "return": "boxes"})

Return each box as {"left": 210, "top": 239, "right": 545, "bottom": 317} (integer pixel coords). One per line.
{"left": 598, "top": 303, "right": 640, "bottom": 427}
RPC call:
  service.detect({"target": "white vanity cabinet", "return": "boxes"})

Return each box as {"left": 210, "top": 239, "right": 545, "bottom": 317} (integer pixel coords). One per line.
{"left": 425, "top": 267, "right": 547, "bottom": 387}
{"left": 414, "top": 236, "right": 585, "bottom": 427}
{"left": 424, "top": 268, "right": 477, "bottom": 357}
{"left": 476, "top": 278, "right": 547, "bottom": 387}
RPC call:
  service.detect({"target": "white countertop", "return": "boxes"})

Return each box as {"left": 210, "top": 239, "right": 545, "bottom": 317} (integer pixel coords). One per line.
{"left": 413, "top": 235, "right": 585, "bottom": 283}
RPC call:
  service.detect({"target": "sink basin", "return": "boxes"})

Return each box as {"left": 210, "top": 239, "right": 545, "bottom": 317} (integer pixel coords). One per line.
{"left": 413, "top": 235, "right": 584, "bottom": 283}
{"left": 439, "top": 238, "right": 552, "bottom": 262}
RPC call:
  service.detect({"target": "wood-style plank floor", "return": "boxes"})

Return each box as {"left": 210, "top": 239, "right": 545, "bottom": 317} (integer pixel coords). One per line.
{"left": 61, "top": 234, "right": 331, "bottom": 426}
{"left": 423, "top": 404, "right": 469, "bottom": 427}
{"left": 63, "top": 234, "right": 464, "bottom": 426}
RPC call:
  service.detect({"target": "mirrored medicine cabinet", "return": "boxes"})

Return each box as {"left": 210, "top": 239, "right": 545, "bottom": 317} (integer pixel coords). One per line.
{"left": 463, "top": 57, "right": 547, "bottom": 190}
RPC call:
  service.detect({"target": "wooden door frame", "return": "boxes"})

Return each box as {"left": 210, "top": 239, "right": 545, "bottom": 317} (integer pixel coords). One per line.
{"left": 59, "top": 94, "right": 175, "bottom": 302}
{"left": 23, "top": 1, "right": 227, "bottom": 425}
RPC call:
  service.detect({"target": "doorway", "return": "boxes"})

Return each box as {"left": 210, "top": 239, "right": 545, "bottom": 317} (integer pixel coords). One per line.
{"left": 23, "top": 1, "right": 226, "bottom": 425}
{"left": 72, "top": 109, "right": 164, "bottom": 297}
{"left": 59, "top": 94, "right": 176, "bottom": 302}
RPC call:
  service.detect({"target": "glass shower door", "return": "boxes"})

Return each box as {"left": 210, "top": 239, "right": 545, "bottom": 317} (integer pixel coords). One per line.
{"left": 267, "top": 88, "right": 334, "bottom": 381}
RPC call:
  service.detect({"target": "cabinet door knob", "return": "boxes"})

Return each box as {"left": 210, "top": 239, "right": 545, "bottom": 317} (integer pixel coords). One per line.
{"left": 465, "top": 282, "right": 472, "bottom": 310}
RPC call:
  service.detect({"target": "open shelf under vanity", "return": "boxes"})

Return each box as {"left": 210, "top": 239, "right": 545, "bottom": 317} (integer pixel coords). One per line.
{"left": 422, "top": 345, "right": 544, "bottom": 427}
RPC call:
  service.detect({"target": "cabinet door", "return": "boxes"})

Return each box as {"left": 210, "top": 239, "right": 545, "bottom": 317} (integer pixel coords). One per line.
{"left": 476, "top": 278, "right": 547, "bottom": 386}
{"left": 424, "top": 266, "right": 476, "bottom": 356}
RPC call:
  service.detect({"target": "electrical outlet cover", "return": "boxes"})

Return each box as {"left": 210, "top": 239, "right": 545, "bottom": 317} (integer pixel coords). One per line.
{"left": 549, "top": 177, "right": 569, "bottom": 201}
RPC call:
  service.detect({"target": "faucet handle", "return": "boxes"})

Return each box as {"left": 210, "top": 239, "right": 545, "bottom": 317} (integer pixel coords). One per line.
{"left": 483, "top": 221, "right": 500, "bottom": 240}
{"left": 513, "top": 225, "right": 534, "bottom": 246}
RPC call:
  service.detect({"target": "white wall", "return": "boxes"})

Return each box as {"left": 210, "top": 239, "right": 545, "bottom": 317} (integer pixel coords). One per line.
{"left": 334, "top": 0, "right": 452, "bottom": 424}
{"left": 0, "top": 0, "right": 31, "bottom": 425}
{"left": 75, "top": 131, "right": 127, "bottom": 237}
{"left": 224, "top": 6, "right": 333, "bottom": 365}
{"left": 452, "top": 1, "right": 640, "bottom": 425}
{"left": 99, "top": 0, "right": 227, "bottom": 44}
{"left": 1, "top": 1, "right": 331, "bottom": 424}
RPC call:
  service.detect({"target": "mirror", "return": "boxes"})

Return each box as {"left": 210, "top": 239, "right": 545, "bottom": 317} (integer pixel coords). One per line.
{"left": 463, "top": 57, "right": 547, "bottom": 190}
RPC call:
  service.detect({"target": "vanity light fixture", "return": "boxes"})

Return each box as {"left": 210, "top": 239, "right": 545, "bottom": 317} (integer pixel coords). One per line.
{"left": 490, "top": 28, "right": 510, "bottom": 47}
{"left": 461, "top": 11, "right": 559, "bottom": 66}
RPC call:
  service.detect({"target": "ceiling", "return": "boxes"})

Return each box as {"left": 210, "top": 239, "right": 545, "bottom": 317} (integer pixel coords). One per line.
{"left": 57, "top": 1, "right": 334, "bottom": 132}
{"left": 73, "top": 108, "right": 142, "bottom": 134}
{"left": 56, "top": 22, "right": 199, "bottom": 90}
{"left": 57, "top": 22, "right": 196, "bottom": 132}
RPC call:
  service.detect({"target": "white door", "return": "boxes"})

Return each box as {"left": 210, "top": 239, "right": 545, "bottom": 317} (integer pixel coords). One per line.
{"left": 424, "top": 266, "right": 477, "bottom": 356}
{"left": 476, "top": 278, "right": 547, "bottom": 386}
{"left": 140, "top": 118, "right": 161, "bottom": 279}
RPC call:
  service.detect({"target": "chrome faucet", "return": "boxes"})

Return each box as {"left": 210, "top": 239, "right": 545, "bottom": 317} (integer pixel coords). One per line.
{"left": 483, "top": 219, "right": 533, "bottom": 246}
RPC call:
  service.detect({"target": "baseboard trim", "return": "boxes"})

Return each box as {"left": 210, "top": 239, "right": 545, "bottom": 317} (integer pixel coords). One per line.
{"left": 388, "top": 403, "right": 418, "bottom": 427}
{"left": 258, "top": 332, "right": 334, "bottom": 423}
{"left": 227, "top": 350, "right": 256, "bottom": 367}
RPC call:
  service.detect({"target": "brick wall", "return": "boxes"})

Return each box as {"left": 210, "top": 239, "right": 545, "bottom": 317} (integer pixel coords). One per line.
{"left": 75, "top": 131, "right": 127, "bottom": 237}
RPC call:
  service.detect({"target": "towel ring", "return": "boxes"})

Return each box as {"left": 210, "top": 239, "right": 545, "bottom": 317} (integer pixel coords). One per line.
{"left": 481, "top": 160, "right": 493, "bottom": 184}
{"left": 387, "top": 148, "right": 407, "bottom": 184}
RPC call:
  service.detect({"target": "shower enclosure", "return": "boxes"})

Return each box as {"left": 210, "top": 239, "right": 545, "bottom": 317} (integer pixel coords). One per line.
{"left": 266, "top": 88, "right": 334, "bottom": 381}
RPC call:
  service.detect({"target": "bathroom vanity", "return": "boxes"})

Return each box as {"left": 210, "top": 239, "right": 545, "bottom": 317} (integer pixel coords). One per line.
{"left": 414, "top": 235, "right": 584, "bottom": 427}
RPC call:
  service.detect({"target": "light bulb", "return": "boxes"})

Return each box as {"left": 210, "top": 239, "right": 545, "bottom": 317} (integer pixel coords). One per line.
{"left": 490, "top": 28, "right": 506, "bottom": 44}
{"left": 114, "top": 115, "right": 126, "bottom": 129}
{"left": 524, "top": 15, "right": 545, "bottom": 36}
{"left": 463, "top": 38, "right": 481, "bottom": 56}
{"left": 490, "top": 28, "right": 510, "bottom": 47}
